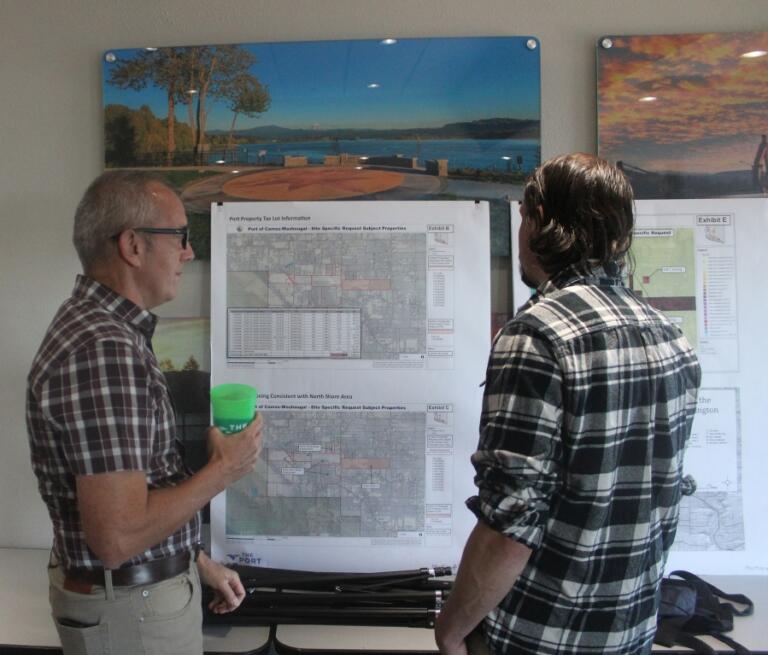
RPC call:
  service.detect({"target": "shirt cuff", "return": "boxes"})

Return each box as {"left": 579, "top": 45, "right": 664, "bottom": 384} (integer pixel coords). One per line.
{"left": 466, "top": 495, "right": 544, "bottom": 550}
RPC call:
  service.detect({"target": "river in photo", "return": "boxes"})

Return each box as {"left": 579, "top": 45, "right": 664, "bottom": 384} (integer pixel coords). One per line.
{"left": 209, "top": 138, "right": 540, "bottom": 173}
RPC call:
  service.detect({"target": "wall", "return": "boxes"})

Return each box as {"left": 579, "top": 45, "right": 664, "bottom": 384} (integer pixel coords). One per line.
{"left": 1, "top": 0, "right": 765, "bottom": 548}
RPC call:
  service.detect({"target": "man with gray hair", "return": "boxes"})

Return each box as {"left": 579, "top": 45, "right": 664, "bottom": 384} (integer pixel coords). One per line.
{"left": 27, "top": 170, "right": 263, "bottom": 655}
{"left": 435, "top": 154, "right": 700, "bottom": 655}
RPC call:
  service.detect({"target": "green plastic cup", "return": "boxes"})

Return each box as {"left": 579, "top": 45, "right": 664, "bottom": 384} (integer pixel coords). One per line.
{"left": 210, "top": 383, "right": 258, "bottom": 434}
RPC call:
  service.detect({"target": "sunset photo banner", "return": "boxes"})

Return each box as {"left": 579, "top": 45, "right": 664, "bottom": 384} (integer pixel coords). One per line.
{"left": 597, "top": 31, "right": 768, "bottom": 199}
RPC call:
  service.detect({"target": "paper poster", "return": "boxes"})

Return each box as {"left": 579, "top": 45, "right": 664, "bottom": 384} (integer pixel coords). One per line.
{"left": 210, "top": 201, "right": 490, "bottom": 571}
{"left": 511, "top": 199, "right": 768, "bottom": 574}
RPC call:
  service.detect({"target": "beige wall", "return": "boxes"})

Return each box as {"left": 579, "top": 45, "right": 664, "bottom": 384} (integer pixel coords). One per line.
{"left": 1, "top": 0, "right": 765, "bottom": 548}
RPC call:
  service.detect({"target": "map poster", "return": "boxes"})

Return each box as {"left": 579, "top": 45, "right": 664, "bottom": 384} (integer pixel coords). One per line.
{"left": 210, "top": 201, "right": 491, "bottom": 571}
{"left": 511, "top": 199, "right": 768, "bottom": 574}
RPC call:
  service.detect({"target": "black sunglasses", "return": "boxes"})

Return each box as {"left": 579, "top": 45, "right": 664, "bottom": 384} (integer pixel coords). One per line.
{"left": 112, "top": 226, "right": 190, "bottom": 250}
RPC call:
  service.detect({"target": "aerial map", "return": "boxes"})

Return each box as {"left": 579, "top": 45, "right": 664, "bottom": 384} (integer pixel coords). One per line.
{"left": 226, "top": 232, "right": 427, "bottom": 360}
{"left": 629, "top": 226, "right": 697, "bottom": 348}
{"left": 226, "top": 410, "right": 426, "bottom": 539}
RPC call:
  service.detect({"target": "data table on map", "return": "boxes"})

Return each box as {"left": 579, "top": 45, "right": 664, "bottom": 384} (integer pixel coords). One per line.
{"left": 228, "top": 308, "right": 362, "bottom": 359}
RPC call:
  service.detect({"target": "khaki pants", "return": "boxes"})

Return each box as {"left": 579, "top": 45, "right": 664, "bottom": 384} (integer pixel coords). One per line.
{"left": 48, "top": 559, "right": 203, "bottom": 655}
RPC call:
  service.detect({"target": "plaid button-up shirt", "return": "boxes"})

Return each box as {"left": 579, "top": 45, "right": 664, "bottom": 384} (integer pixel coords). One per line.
{"left": 27, "top": 275, "right": 200, "bottom": 569}
{"left": 468, "top": 265, "right": 701, "bottom": 655}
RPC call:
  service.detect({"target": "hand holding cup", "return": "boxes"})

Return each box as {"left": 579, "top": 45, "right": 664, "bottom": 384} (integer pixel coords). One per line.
{"left": 210, "top": 383, "right": 258, "bottom": 434}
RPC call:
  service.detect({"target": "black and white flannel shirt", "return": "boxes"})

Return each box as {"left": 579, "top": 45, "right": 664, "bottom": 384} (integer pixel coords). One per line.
{"left": 467, "top": 264, "right": 701, "bottom": 655}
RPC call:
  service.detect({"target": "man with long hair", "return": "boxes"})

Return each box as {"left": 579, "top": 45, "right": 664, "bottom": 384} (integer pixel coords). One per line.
{"left": 436, "top": 153, "right": 701, "bottom": 655}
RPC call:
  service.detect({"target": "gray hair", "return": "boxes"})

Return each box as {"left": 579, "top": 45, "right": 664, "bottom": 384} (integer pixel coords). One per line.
{"left": 72, "top": 170, "right": 177, "bottom": 270}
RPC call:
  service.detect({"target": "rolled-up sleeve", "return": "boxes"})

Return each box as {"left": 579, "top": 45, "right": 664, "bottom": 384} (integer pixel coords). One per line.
{"left": 467, "top": 324, "right": 563, "bottom": 550}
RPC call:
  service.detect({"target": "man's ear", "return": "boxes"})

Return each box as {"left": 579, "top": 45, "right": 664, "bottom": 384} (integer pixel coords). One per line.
{"left": 114, "top": 230, "right": 145, "bottom": 268}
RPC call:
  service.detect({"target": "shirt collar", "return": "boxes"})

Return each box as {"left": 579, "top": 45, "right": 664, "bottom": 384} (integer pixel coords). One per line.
{"left": 520, "top": 263, "right": 625, "bottom": 312}
{"left": 73, "top": 274, "right": 158, "bottom": 340}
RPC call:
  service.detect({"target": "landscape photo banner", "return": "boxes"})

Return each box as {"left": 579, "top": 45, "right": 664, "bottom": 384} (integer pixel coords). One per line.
{"left": 597, "top": 31, "right": 768, "bottom": 199}
{"left": 102, "top": 36, "right": 541, "bottom": 258}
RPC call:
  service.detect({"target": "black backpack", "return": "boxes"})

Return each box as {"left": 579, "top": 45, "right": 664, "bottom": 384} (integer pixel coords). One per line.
{"left": 654, "top": 570, "right": 754, "bottom": 655}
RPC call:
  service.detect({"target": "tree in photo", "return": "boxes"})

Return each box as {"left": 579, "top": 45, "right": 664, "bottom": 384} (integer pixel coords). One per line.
{"left": 224, "top": 74, "right": 271, "bottom": 148}
{"left": 107, "top": 44, "right": 268, "bottom": 166}
{"left": 180, "top": 45, "right": 260, "bottom": 164}
{"left": 158, "top": 357, "right": 176, "bottom": 372}
{"left": 182, "top": 355, "right": 201, "bottom": 371}
{"left": 107, "top": 48, "right": 189, "bottom": 165}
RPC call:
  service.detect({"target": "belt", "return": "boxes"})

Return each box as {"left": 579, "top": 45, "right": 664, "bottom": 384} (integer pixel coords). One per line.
{"left": 64, "top": 551, "right": 191, "bottom": 590}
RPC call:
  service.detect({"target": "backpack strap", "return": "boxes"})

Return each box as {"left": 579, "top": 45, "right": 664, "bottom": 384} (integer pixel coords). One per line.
{"left": 654, "top": 621, "right": 718, "bottom": 655}
{"left": 669, "top": 570, "right": 754, "bottom": 617}
{"left": 668, "top": 570, "right": 731, "bottom": 632}
{"left": 657, "top": 571, "right": 755, "bottom": 654}
{"left": 705, "top": 631, "right": 753, "bottom": 655}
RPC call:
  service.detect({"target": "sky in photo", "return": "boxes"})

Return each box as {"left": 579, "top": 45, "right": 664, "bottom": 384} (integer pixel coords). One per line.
{"left": 598, "top": 31, "right": 768, "bottom": 174}
{"left": 103, "top": 36, "right": 541, "bottom": 132}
